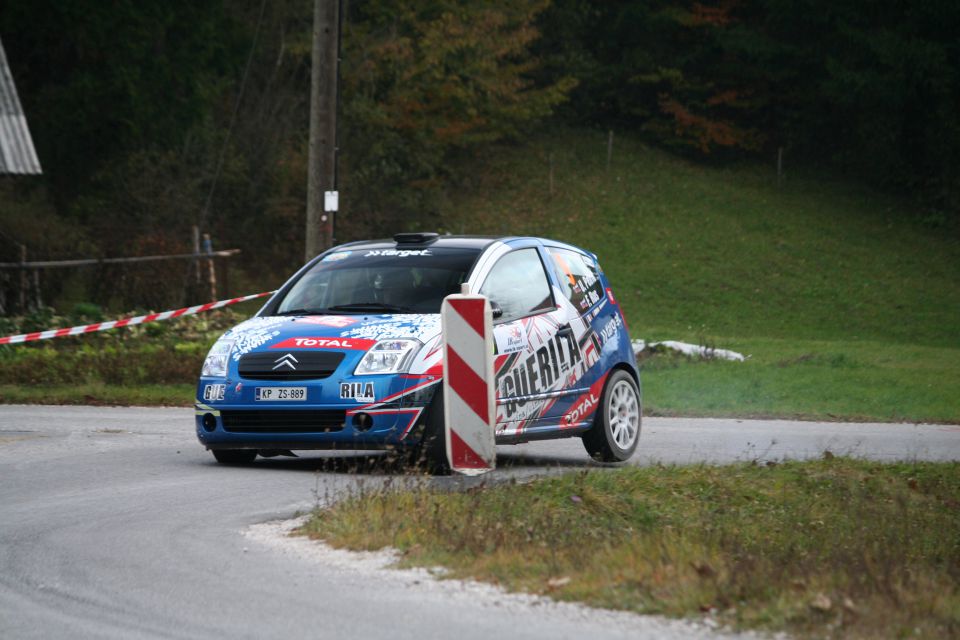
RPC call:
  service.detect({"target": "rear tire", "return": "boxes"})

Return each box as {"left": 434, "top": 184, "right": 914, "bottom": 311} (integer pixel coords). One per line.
{"left": 212, "top": 449, "right": 258, "bottom": 464}
{"left": 582, "top": 370, "right": 641, "bottom": 462}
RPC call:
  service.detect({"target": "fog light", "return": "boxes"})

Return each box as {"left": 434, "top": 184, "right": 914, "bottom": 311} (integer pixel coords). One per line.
{"left": 201, "top": 413, "right": 217, "bottom": 432}
{"left": 352, "top": 412, "right": 373, "bottom": 431}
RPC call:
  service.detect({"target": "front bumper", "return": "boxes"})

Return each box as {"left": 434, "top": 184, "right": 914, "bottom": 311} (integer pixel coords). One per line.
{"left": 194, "top": 375, "right": 440, "bottom": 450}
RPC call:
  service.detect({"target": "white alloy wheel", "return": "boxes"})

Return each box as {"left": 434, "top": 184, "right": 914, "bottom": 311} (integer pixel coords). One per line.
{"left": 582, "top": 370, "right": 641, "bottom": 462}
{"left": 608, "top": 378, "right": 640, "bottom": 450}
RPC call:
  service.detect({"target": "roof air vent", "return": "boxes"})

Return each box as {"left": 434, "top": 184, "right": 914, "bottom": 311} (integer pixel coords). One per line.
{"left": 393, "top": 232, "right": 439, "bottom": 245}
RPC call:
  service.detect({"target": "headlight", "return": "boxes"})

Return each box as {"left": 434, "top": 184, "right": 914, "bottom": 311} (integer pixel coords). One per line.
{"left": 201, "top": 337, "right": 235, "bottom": 377}
{"left": 354, "top": 339, "right": 421, "bottom": 375}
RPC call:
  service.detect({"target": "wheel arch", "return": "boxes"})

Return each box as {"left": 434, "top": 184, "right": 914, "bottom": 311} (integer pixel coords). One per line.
{"left": 611, "top": 361, "right": 641, "bottom": 391}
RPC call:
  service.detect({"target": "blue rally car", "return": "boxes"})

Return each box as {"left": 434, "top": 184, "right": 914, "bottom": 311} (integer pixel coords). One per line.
{"left": 196, "top": 233, "right": 641, "bottom": 469}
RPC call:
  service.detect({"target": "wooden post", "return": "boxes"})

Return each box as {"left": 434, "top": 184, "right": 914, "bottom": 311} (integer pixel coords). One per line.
{"left": 0, "top": 271, "right": 7, "bottom": 315}
{"left": 221, "top": 255, "right": 230, "bottom": 298}
{"left": 18, "top": 245, "right": 27, "bottom": 313}
{"left": 203, "top": 233, "right": 217, "bottom": 301}
{"left": 306, "top": 0, "right": 340, "bottom": 261}
{"left": 32, "top": 269, "right": 41, "bottom": 311}
{"left": 607, "top": 130, "right": 614, "bottom": 171}
{"left": 192, "top": 225, "right": 201, "bottom": 286}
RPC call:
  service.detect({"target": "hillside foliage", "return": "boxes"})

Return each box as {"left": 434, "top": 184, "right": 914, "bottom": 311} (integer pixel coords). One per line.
{"left": 0, "top": 0, "right": 958, "bottom": 310}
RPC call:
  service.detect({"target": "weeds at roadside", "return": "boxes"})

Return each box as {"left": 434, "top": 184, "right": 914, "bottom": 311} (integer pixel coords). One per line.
{"left": 299, "top": 459, "right": 960, "bottom": 639}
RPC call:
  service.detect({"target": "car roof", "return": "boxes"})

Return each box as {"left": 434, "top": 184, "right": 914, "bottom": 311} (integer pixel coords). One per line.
{"left": 336, "top": 235, "right": 500, "bottom": 251}
{"left": 333, "top": 234, "right": 594, "bottom": 256}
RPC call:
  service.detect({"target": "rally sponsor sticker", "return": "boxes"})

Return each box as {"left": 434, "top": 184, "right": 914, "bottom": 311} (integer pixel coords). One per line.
{"left": 363, "top": 249, "right": 431, "bottom": 257}
{"left": 322, "top": 251, "right": 351, "bottom": 262}
{"left": 295, "top": 316, "right": 358, "bottom": 328}
{"left": 340, "top": 381, "right": 375, "bottom": 402}
{"left": 202, "top": 384, "right": 225, "bottom": 402}
{"left": 270, "top": 337, "right": 376, "bottom": 350}
{"left": 493, "top": 323, "right": 528, "bottom": 354}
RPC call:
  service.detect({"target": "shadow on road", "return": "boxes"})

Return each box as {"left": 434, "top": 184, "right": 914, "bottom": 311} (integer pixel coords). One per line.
{"left": 208, "top": 449, "right": 595, "bottom": 478}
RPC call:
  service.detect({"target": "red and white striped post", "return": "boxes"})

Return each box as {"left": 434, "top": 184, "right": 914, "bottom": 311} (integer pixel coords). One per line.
{"left": 441, "top": 286, "right": 496, "bottom": 475}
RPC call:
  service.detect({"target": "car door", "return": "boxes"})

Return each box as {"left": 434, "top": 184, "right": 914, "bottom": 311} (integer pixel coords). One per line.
{"left": 477, "top": 246, "right": 586, "bottom": 437}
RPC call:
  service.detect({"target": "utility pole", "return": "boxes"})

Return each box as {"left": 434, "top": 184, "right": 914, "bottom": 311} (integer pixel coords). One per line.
{"left": 305, "top": 0, "right": 340, "bottom": 262}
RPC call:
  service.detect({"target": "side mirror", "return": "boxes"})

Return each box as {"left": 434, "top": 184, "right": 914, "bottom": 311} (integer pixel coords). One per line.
{"left": 490, "top": 301, "right": 503, "bottom": 319}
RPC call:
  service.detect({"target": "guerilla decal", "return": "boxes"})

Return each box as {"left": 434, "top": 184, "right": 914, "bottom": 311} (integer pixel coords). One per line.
{"left": 203, "top": 384, "right": 226, "bottom": 401}
{"left": 497, "top": 329, "right": 584, "bottom": 420}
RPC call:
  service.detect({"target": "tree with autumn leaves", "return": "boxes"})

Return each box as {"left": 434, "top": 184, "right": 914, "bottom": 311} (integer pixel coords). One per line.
{"left": 537, "top": 0, "right": 960, "bottom": 210}
{"left": 338, "top": 0, "right": 576, "bottom": 235}
{"left": 1, "top": 0, "right": 957, "bottom": 289}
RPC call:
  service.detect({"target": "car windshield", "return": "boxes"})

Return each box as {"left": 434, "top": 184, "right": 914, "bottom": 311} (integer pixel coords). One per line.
{"left": 275, "top": 247, "right": 480, "bottom": 315}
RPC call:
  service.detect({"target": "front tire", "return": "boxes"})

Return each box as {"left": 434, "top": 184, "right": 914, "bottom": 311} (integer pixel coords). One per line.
{"left": 212, "top": 449, "right": 258, "bottom": 464}
{"left": 408, "top": 391, "right": 450, "bottom": 475}
{"left": 582, "top": 370, "right": 641, "bottom": 462}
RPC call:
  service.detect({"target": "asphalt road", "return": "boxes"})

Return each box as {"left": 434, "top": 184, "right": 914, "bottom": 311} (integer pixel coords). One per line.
{"left": 1, "top": 405, "right": 958, "bottom": 639}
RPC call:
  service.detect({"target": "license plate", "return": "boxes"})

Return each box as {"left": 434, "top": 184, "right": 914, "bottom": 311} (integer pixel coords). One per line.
{"left": 255, "top": 387, "right": 307, "bottom": 401}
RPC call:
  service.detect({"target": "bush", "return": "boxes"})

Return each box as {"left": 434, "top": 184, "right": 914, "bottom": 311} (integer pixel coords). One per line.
{"left": 0, "top": 307, "right": 241, "bottom": 386}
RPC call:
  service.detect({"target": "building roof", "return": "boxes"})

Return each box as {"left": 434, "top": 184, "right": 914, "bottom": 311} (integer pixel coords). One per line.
{"left": 0, "top": 37, "right": 41, "bottom": 175}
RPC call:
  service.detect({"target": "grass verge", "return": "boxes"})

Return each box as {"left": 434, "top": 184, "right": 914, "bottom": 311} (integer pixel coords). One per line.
{"left": 301, "top": 459, "right": 960, "bottom": 638}
{"left": 642, "top": 338, "right": 960, "bottom": 423}
{"left": 0, "top": 383, "right": 193, "bottom": 406}
{"left": 444, "top": 128, "right": 960, "bottom": 422}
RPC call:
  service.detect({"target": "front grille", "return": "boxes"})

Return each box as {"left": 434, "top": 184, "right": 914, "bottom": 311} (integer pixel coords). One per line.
{"left": 221, "top": 410, "right": 347, "bottom": 433}
{"left": 238, "top": 351, "right": 345, "bottom": 381}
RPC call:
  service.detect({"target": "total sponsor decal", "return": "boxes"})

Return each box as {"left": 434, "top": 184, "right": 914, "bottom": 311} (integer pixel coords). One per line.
{"left": 270, "top": 337, "right": 376, "bottom": 350}
{"left": 340, "top": 381, "right": 375, "bottom": 402}
{"left": 561, "top": 373, "right": 608, "bottom": 427}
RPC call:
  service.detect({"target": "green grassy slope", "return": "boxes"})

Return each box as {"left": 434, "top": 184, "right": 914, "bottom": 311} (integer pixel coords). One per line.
{"left": 444, "top": 129, "right": 960, "bottom": 422}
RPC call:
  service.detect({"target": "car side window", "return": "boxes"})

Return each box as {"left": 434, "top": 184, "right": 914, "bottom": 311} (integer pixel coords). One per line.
{"left": 479, "top": 248, "right": 554, "bottom": 322}
{"left": 547, "top": 247, "right": 604, "bottom": 313}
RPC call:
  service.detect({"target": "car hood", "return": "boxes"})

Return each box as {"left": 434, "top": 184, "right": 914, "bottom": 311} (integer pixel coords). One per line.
{"left": 223, "top": 313, "right": 442, "bottom": 362}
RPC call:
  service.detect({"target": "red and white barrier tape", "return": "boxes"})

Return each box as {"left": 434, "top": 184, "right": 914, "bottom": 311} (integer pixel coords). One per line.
{"left": 0, "top": 291, "right": 275, "bottom": 345}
